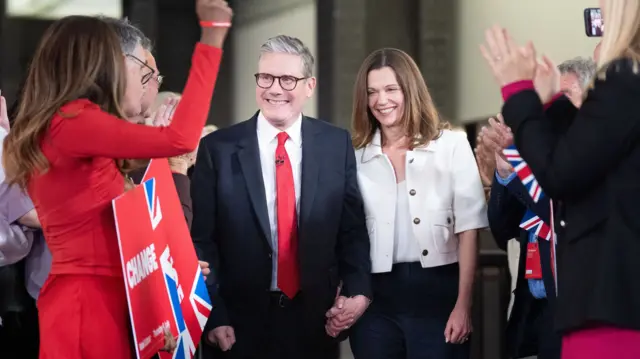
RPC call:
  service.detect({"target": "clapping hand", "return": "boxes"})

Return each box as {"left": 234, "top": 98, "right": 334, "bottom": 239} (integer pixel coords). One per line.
{"left": 533, "top": 56, "right": 560, "bottom": 103}
{"left": 480, "top": 25, "right": 537, "bottom": 87}
{"left": 149, "top": 96, "right": 179, "bottom": 127}
{"left": 476, "top": 114, "right": 514, "bottom": 179}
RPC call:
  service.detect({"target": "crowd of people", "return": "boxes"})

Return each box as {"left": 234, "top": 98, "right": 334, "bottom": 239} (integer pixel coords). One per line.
{"left": 0, "top": 0, "right": 639, "bottom": 358}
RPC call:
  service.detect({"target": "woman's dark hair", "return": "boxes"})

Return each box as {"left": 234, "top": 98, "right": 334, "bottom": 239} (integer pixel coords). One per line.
{"left": 351, "top": 48, "right": 449, "bottom": 149}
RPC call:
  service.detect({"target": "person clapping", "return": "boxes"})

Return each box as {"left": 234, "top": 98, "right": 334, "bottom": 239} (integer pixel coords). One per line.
{"left": 479, "top": 1, "right": 640, "bottom": 358}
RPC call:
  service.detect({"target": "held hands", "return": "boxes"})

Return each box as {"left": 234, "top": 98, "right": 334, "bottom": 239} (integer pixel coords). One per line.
{"left": 324, "top": 295, "right": 370, "bottom": 337}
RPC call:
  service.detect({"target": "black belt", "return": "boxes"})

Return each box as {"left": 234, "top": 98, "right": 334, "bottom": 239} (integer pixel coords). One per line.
{"left": 269, "top": 291, "right": 296, "bottom": 308}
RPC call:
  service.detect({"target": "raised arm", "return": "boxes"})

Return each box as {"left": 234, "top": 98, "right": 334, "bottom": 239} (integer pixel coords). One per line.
{"left": 501, "top": 61, "right": 640, "bottom": 200}
{"left": 49, "top": 2, "right": 233, "bottom": 161}
{"left": 50, "top": 44, "right": 222, "bottom": 160}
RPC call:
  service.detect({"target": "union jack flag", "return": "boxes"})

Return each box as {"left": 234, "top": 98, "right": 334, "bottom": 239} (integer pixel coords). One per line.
{"left": 503, "top": 145, "right": 543, "bottom": 203}
{"left": 158, "top": 246, "right": 211, "bottom": 359}
{"left": 189, "top": 266, "right": 212, "bottom": 330}
{"left": 520, "top": 210, "right": 552, "bottom": 240}
{"left": 503, "top": 145, "right": 558, "bottom": 293}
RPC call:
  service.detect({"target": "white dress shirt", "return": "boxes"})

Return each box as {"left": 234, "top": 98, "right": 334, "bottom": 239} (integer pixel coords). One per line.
{"left": 256, "top": 112, "right": 302, "bottom": 290}
{"left": 356, "top": 129, "right": 488, "bottom": 273}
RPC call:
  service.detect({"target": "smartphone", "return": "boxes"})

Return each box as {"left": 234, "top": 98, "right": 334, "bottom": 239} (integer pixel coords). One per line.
{"left": 584, "top": 8, "right": 603, "bottom": 37}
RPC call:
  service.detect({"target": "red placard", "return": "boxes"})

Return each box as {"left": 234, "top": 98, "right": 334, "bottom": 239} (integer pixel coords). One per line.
{"left": 113, "top": 159, "right": 211, "bottom": 359}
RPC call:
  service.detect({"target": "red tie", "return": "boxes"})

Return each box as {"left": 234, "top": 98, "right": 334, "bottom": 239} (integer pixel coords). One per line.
{"left": 275, "top": 132, "right": 300, "bottom": 298}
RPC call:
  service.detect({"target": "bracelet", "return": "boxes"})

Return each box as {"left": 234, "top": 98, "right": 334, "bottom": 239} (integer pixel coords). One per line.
{"left": 200, "top": 21, "right": 231, "bottom": 28}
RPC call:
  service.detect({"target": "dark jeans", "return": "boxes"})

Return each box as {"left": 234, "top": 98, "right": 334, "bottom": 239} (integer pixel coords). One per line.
{"left": 350, "top": 262, "right": 469, "bottom": 359}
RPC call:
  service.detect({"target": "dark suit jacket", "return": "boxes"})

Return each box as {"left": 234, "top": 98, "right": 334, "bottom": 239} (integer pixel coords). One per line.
{"left": 502, "top": 58, "right": 640, "bottom": 333}
{"left": 488, "top": 175, "right": 557, "bottom": 358}
{"left": 190, "top": 114, "right": 372, "bottom": 350}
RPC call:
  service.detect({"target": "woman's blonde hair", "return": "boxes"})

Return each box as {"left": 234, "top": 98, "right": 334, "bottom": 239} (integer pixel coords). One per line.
{"left": 597, "top": 0, "right": 640, "bottom": 69}
{"left": 351, "top": 48, "right": 449, "bottom": 149}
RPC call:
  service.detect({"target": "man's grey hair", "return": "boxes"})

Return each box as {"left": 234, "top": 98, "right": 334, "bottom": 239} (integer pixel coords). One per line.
{"left": 558, "top": 57, "right": 597, "bottom": 89}
{"left": 259, "top": 35, "right": 314, "bottom": 78}
{"left": 99, "top": 16, "right": 152, "bottom": 55}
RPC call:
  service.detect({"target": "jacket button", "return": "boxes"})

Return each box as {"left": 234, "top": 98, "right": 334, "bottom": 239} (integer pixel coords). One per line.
{"left": 447, "top": 217, "right": 451, "bottom": 224}
{"left": 560, "top": 220, "right": 566, "bottom": 227}
{"left": 413, "top": 218, "right": 421, "bottom": 224}
{"left": 409, "top": 189, "right": 416, "bottom": 196}
{"left": 409, "top": 158, "right": 414, "bottom": 163}
{"left": 422, "top": 249, "right": 428, "bottom": 256}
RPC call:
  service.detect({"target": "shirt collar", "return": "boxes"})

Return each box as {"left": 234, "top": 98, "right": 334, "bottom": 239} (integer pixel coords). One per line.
{"left": 256, "top": 111, "right": 303, "bottom": 146}
{"left": 360, "top": 129, "right": 439, "bottom": 163}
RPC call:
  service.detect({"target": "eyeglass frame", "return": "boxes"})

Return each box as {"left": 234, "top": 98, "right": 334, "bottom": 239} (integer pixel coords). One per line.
{"left": 154, "top": 74, "right": 164, "bottom": 86}
{"left": 126, "top": 54, "right": 155, "bottom": 85}
{"left": 254, "top": 73, "right": 308, "bottom": 91}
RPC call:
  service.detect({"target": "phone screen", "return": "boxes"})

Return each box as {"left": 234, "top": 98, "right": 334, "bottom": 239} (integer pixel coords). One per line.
{"left": 584, "top": 8, "right": 603, "bottom": 37}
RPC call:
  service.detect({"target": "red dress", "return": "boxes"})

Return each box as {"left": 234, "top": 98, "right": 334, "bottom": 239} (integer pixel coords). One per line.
{"left": 30, "top": 43, "right": 222, "bottom": 359}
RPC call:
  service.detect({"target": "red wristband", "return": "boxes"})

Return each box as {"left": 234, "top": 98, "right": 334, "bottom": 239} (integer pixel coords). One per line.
{"left": 199, "top": 21, "right": 231, "bottom": 28}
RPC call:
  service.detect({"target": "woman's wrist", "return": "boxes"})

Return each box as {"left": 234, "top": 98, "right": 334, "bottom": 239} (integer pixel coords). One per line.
{"left": 200, "top": 28, "right": 228, "bottom": 48}
{"left": 455, "top": 296, "right": 473, "bottom": 310}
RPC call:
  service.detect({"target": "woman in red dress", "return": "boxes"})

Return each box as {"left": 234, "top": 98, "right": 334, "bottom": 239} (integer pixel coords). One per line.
{"left": 2, "top": 1, "right": 232, "bottom": 358}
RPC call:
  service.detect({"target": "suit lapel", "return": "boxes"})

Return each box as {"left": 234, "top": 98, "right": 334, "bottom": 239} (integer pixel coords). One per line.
{"left": 237, "top": 116, "right": 272, "bottom": 244}
{"left": 299, "top": 117, "right": 320, "bottom": 230}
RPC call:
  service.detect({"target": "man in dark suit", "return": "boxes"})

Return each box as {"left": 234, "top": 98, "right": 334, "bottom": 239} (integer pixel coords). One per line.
{"left": 479, "top": 102, "right": 576, "bottom": 359}
{"left": 191, "top": 35, "right": 372, "bottom": 359}
{"left": 487, "top": 154, "right": 560, "bottom": 359}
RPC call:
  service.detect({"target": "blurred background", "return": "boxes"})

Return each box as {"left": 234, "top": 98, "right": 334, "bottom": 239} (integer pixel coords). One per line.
{"left": 0, "top": 1, "right": 600, "bottom": 358}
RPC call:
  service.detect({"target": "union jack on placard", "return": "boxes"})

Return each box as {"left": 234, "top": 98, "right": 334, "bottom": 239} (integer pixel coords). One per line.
{"left": 189, "top": 266, "right": 212, "bottom": 329}
{"left": 503, "top": 145, "right": 543, "bottom": 203}
{"left": 143, "top": 178, "right": 163, "bottom": 230}
{"left": 520, "top": 210, "right": 552, "bottom": 241}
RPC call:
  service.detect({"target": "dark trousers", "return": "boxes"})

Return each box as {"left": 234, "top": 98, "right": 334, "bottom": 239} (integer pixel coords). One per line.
{"left": 350, "top": 262, "right": 469, "bottom": 359}
{"left": 515, "top": 298, "right": 561, "bottom": 359}
{"left": 0, "top": 297, "right": 39, "bottom": 359}
{"left": 202, "top": 292, "right": 338, "bottom": 359}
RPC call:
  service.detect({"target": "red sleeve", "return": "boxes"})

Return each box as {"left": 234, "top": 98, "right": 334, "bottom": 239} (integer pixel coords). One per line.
{"left": 543, "top": 93, "right": 565, "bottom": 110}
{"left": 501, "top": 80, "right": 564, "bottom": 110}
{"left": 501, "top": 80, "right": 534, "bottom": 101}
{"left": 48, "top": 43, "right": 222, "bottom": 160}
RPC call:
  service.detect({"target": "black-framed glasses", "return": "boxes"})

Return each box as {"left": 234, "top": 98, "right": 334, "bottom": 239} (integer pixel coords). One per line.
{"left": 254, "top": 73, "right": 307, "bottom": 91}
{"left": 126, "top": 54, "right": 155, "bottom": 85}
